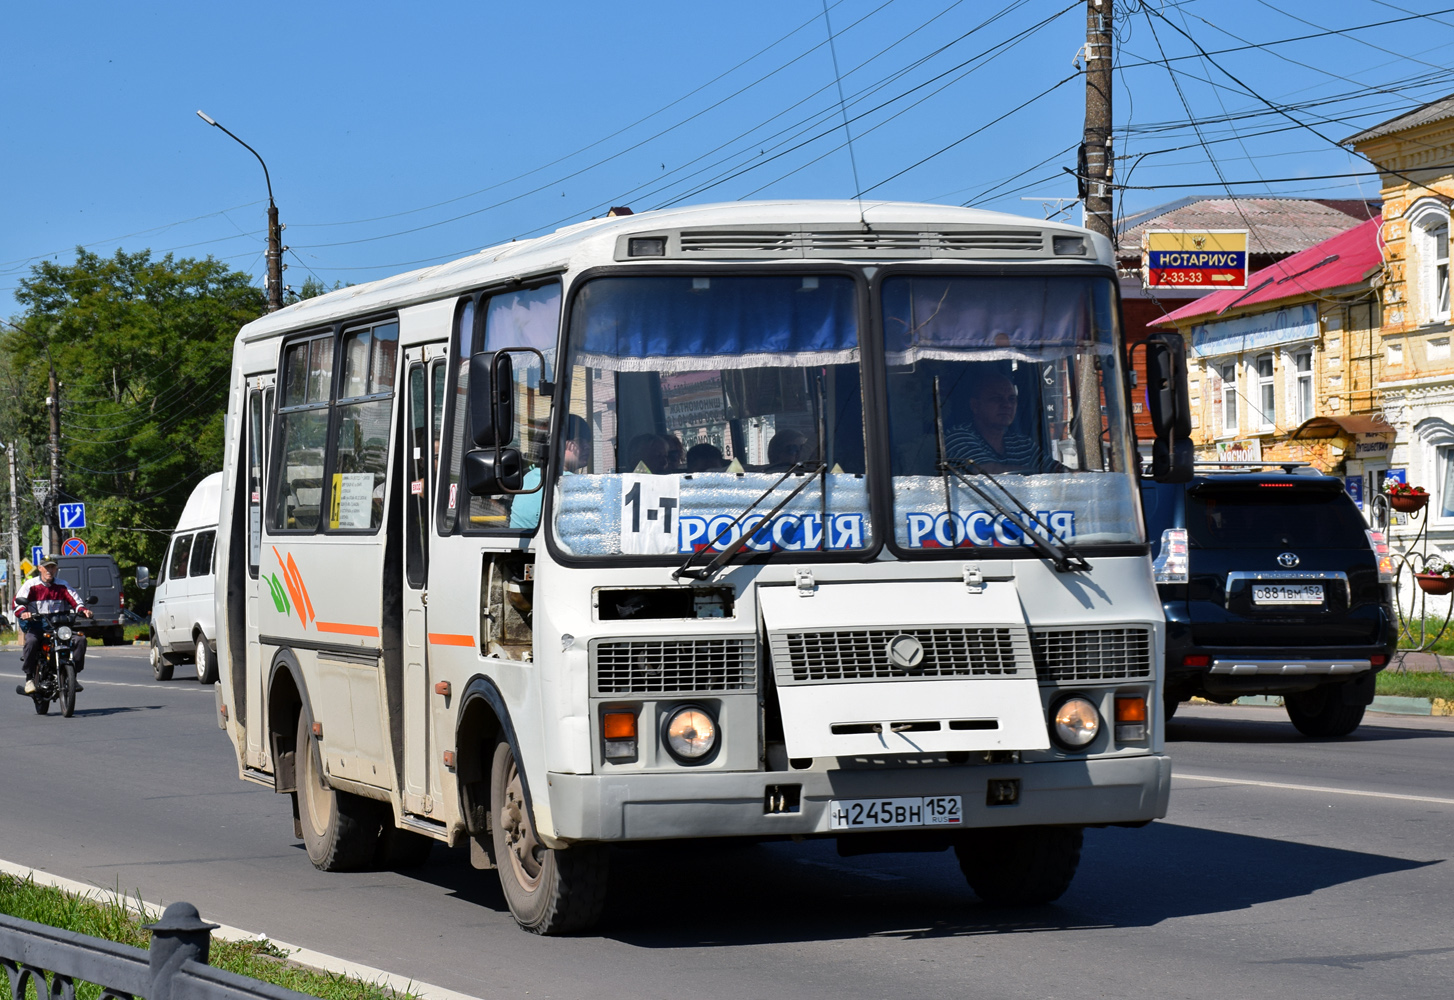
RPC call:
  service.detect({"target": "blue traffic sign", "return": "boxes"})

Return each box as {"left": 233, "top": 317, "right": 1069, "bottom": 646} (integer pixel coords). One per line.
{"left": 61, "top": 537, "right": 87, "bottom": 557}
{"left": 30, "top": 545, "right": 43, "bottom": 566}
{"left": 58, "top": 502, "right": 86, "bottom": 529}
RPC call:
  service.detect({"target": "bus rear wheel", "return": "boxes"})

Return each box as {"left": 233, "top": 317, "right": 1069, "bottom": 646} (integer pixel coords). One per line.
{"left": 489, "top": 736, "right": 608, "bottom": 934}
{"left": 295, "top": 713, "right": 380, "bottom": 871}
{"left": 954, "top": 825, "right": 1083, "bottom": 906}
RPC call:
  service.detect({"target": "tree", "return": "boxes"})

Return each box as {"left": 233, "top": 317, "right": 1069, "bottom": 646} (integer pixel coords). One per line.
{"left": 2, "top": 248, "right": 264, "bottom": 609}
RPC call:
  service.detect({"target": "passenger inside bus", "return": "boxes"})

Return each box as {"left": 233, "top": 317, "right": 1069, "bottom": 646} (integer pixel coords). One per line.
{"left": 686, "top": 443, "right": 727, "bottom": 472}
{"left": 623, "top": 433, "right": 672, "bottom": 474}
{"left": 509, "top": 414, "right": 592, "bottom": 530}
{"left": 765, "top": 428, "right": 813, "bottom": 472}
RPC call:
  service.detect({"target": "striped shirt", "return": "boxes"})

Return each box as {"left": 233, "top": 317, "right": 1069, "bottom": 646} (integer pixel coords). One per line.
{"left": 943, "top": 425, "right": 1058, "bottom": 473}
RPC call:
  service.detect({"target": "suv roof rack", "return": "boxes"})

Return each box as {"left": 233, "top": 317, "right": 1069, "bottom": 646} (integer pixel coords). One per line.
{"left": 1192, "top": 461, "right": 1313, "bottom": 473}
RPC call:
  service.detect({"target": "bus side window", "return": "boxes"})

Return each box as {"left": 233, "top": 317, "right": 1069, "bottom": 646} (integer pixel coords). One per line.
{"left": 405, "top": 362, "right": 428, "bottom": 587}
{"left": 440, "top": 300, "right": 475, "bottom": 535}
{"left": 329, "top": 321, "right": 397, "bottom": 532}
{"left": 272, "top": 335, "right": 332, "bottom": 532}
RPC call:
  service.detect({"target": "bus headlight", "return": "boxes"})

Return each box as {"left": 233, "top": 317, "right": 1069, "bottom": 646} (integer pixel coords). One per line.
{"left": 664, "top": 706, "right": 717, "bottom": 762}
{"left": 57, "top": 626, "right": 73, "bottom": 641}
{"left": 1050, "top": 696, "right": 1101, "bottom": 750}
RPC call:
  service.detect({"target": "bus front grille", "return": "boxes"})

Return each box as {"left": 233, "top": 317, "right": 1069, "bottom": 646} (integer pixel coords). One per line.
{"left": 770, "top": 627, "right": 1022, "bottom": 684}
{"left": 1030, "top": 627, "right": 1152, "bottom": 681}
{"left": 592, "top": 638, "right": 757, "bottom": 695}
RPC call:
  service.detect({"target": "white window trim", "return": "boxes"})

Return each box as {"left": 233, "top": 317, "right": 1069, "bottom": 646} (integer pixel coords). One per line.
{"left": 1254, "top": 352, "right": 1276, "bottom": 431}
{"left": 1415, "top": 417, "right": 1454, "bottom": 523}
{"left": 1405, "top": 197, "right": 1451, "bottom": 326}
{"left": 1210, "top": 357, "right": 1240, "bottom": 439}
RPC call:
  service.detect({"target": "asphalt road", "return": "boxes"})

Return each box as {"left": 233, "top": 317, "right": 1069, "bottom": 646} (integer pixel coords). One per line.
{"left": 1, "top": 646, "right": 1451, "bottom": 1000}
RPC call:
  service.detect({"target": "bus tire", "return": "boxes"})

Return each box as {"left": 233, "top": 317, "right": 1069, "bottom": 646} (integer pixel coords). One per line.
{"left": 295, "top": 712, "right": 380, "bottom": 872}
{"left": 1284, "top": 685, "right": 1366, "bottom": 737}
{"left": 954, "top": 825, "right": 1082, "bottom": 906}
{"left": 489, "top": 736, "right": 608, "bottom": 934}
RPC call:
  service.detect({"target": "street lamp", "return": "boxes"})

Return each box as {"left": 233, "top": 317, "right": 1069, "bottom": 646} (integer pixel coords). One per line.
{"left": 196, "top": 110, "right": 284, "bottom": 311}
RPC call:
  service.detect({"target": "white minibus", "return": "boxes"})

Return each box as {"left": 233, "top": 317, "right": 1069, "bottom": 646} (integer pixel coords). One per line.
{"left": 213, "top": 200, "right": 1190, "bottom": 933}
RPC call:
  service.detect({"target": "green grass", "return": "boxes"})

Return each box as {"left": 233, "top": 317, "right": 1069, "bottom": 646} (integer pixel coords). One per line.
{"left": 1376, "top": 670, "right": 1454, "bottom": 701}
{"left": 0, "top": 873, "right": 416, "bottom": 1000}
{"left": 1396, "top": 617, "right": 1454, "bottom": 655}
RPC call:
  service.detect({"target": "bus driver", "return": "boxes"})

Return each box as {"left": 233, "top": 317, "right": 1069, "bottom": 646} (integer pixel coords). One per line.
{"left": 943, "top": 367, "right": 1064, "bottom": 475}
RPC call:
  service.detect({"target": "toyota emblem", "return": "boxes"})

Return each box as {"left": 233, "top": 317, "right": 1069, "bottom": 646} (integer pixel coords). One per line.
{"left": 1277, "top": 552, "right": 1300, "bottom": 568}
{"left": 886, "top": 634, "right": 925, "bottom": 672}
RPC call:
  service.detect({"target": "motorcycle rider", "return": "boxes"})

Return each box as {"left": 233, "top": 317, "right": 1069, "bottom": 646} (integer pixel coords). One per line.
{"left": 15, "top": 559, "right": 91, "bottom": 695}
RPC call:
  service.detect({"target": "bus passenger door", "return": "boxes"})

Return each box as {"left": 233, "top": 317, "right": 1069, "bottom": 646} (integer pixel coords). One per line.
{"left": 244, "top": 380, "right": 273, "bottom": 767}
{"left": 401, "top": 346, "right": 444, "bottom": 814}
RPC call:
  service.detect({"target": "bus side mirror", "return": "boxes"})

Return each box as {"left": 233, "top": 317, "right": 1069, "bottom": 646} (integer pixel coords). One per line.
{"left": 1145, "top": 333, "right": 1193, "bottom": 483}
{"left": 136, "top": 567, "right": 152, "bottom": 589}
{"left": 469, "top": 351, "right": 514, "bottom": 448}
{"left": 464, "top": 447, "right": 525, "bottom": 496}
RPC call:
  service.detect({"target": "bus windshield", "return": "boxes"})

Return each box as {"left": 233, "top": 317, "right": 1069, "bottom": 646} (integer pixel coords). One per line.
{"left": 553, "top": 274, "right": 871, "bottom": 559}
{"left": 881, "top": 274, "right": 1141, "bottom": 552}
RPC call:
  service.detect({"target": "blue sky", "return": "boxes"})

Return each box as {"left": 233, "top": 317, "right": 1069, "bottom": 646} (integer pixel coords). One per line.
{"left": 4, "top": 1, "right": 1453, "bottom": 314}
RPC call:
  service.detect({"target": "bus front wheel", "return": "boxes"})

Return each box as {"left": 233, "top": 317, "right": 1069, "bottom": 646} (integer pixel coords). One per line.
{"left": 954, "top": 825, "right": 1083, "bottom": 906}
{"left": 489, "top": 736, "right": 608, "bottom": 934}
{"left": 295, "top": 713, "right": 380, "bottom": 871}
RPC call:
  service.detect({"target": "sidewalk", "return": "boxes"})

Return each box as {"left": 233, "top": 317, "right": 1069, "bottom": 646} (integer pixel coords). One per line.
{"left": 1394, "top": 650, "right": 1454, "bottom": 673}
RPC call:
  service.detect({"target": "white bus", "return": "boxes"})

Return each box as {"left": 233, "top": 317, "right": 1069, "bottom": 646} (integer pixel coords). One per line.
{"left": 214, "top": 200, "right": 1189, "bottom": 934}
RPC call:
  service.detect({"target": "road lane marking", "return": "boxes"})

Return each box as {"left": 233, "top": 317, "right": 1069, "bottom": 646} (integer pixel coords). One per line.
{"left": 0, "top": 671, "right": 211, "bottom": 693}
{"left": 0, "top": 857, "right": 484, "bottom": 1000}
{"left": 1176, "top": 772, "right": 1454, "bottom": 806}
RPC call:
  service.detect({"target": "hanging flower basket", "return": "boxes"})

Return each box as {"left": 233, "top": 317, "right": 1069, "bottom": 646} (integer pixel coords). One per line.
{"left": 1384, "top": 482, "right": 1429, "bottom": 512}
{"left": 1415, "top": 573, "right": 1454, "bottom": 595}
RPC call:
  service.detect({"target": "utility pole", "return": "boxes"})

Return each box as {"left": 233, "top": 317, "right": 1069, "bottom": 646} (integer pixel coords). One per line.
{"left": 1081, "top": 0, "right": 1114, "bottom": 243}
{"left": 46, "top": 361, "right": 60, "bottom": 555}
{"left": 267, "top": 202, "right": 284, "bottom": 313}
{"left": 197, "top": 111, "right": 285, "bottom": 312}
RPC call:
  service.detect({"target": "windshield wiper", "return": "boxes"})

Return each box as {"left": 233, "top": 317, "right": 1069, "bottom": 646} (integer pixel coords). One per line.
{"left": 931, "top": 377, "right": 1091, "bottom": 574}
{"left": 672, "top": 461, "right": 827, "bottom": 581}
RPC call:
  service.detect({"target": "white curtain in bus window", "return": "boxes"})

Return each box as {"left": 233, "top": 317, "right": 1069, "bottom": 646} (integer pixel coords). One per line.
{"left": 272, "top": 337, "right": 333, "bottom": 531}
{"left": 553, "top": 275, "right": 870, "bottom": 557}
{"left": 331, "top": 322, "right": 397, "bottom": 531}
{"left": 880, "top": 275, "right": 1139, "bottom": 550}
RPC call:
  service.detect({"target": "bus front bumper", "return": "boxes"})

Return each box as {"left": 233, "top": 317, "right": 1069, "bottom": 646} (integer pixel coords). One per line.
{"left": 543, "top": 753, "right": 1171, "bottom": 843}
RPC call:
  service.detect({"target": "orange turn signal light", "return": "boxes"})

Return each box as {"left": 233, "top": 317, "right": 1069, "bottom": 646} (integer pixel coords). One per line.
{"left": 603, "top": 712, "right": 638, "bottom": 740}
{"left": 1115, "top": 696, "right": 1147, "bottom": 723}
{"left": 434, "top": 680, "right": 451, "bottom": 696}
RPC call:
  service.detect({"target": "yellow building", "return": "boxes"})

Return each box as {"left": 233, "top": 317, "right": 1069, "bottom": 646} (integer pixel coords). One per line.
{"left": 1152, "top": 217, "right": 1389, "bottom": 484}
{"left": 1349, "top": 95, "right": 1454, "bottom": 545}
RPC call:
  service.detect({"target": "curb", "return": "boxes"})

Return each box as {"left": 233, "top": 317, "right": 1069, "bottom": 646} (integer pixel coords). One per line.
{"left": 0, "top": 858, "right": 483, "bottom": 1000}
{"left": 1192, "top": 694, "right": 1454, "bottom": 717}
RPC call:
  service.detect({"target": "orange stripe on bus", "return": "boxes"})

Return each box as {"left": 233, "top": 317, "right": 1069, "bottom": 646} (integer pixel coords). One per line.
{"left": 315, "top": 621, "right": 381, "bottom": 637}
{"left": 428, "top": 633, "right": 475, "bottom": 647}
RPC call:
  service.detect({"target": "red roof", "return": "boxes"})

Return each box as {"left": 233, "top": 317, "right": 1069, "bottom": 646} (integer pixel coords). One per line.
{"left": 1153, "top": 217, "right": 1383, "bottom": 327}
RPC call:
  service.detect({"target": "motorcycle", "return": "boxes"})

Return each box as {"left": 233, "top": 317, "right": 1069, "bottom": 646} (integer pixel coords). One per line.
{"left": 16, "top": 611, "right": 85, "bottom": 718}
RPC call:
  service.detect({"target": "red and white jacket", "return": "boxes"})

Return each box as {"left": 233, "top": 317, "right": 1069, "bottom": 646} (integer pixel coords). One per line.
{"left": 14, "top": 577, "right": 83, "bottom": 616}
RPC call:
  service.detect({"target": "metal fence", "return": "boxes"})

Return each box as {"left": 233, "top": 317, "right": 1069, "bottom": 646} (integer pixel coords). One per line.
{"left": 1, "top": 901, "right": 318, "bottom": 1000}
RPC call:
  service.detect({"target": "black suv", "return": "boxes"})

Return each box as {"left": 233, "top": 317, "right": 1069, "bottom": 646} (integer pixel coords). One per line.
{"left": 1141, "top": 466, "right": 1395, "bottom": 737}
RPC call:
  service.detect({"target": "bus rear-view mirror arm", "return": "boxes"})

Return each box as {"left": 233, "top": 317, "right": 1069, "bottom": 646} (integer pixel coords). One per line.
{"left": 1143, "top": 332, "right": 1193, "bottom": 483}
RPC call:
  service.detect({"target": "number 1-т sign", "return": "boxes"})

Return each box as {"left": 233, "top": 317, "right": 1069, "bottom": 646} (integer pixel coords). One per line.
{"left": 1143, "top": 229, "right": 1248, "bottom": 289}
{"left": 620, "top": 476, "right": 680, "bottom": 555}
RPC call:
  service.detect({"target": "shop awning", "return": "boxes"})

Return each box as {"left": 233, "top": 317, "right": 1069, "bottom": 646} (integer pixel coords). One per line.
{"left": 1290, "top": 415, "right": 1396, "bottom": 439}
